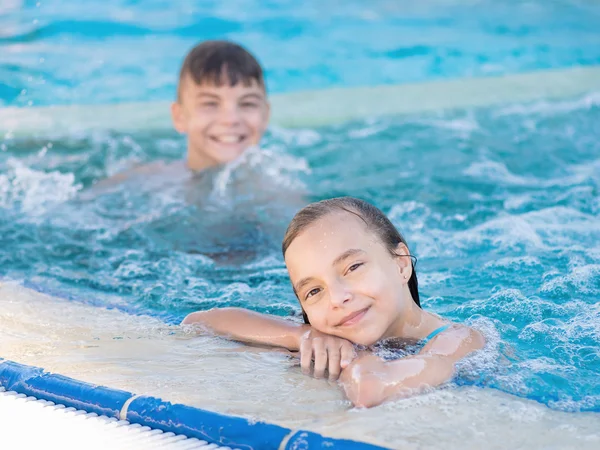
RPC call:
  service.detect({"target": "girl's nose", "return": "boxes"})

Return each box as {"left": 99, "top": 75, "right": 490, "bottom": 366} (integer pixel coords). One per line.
{"left": 329, "top": 279, "right": 352, "bottom": 307}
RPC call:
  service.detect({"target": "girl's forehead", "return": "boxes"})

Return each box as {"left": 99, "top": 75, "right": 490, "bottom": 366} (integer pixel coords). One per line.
{"left": 285, "top": 212, "right": 376, "bottom": 259}
{"left": 302, "top": 212, "right": 366, "bottom": 238}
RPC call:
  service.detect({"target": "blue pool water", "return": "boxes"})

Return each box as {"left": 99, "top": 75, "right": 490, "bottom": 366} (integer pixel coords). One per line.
{"left": 1, "top": 0, "right": 600, "bottom": 106}
{"left": 1, "top": 94, "right": 599, "bottom": 413}
{"left": 1, "top": 0, "right": 600, "bottom": 417}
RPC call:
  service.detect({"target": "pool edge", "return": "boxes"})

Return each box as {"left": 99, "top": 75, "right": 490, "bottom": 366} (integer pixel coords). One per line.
{"left": 0, "top": 358, "right": 389, "bottom": 450}
{"left": 1, "top": 65, "right": 600, "bottom": 138}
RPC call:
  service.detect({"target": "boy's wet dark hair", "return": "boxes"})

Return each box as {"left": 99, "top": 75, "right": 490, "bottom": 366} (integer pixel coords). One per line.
{"left": 282, "top": 197, "right": 421, "bottom": 324}
{"left": 177, "top": 40, "right": 265, "bottom": 99}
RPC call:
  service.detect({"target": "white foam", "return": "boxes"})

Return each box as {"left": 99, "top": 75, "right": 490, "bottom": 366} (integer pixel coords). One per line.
{"left": 482, "top": 255, "right": 542, "bottom": 270}
{"left": 455, "top": 213, "right": 546, "bottom": 251}
{"left": 462, "top": 160, "right": 533, "bottom": 186}
{"left": 347, "top": 121, "right": 390, "bottom": 139}
{"left": 494, "top": 91, "right": 600, "bottom": 117}
{"left": 410, "top": 111, "right": 481, "bottom": 139}
{"left": 417, "top": 272, "right": 452, "bottom": 287}
{"left": 208, "top": 146, "right": 309, "bottom": 204}
{"left": 450, "top": 206, "right": 600, "bottom": 255}
{"left": 0, "top": 158, "right": 82, "bottom": 215}
{"left": 268, "top": 126, "right": 322, "bottom": 147}
{"left": 463, "top": 157, "right": 600, "bottom": 190}
{"left": 541, "top": 264, "right": 600, "bottom": 297}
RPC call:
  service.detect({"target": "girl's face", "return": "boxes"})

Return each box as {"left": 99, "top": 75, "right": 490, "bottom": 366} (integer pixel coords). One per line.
{"left": 284, "top": 212, "right": 413, "bottom": 346}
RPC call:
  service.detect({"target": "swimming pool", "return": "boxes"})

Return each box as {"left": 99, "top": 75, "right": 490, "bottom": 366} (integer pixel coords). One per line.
{"left": 1, "top": 1, "right": 600, "bottom": 448}
{"left": 2, "top": 0, "right": 600, "bottom": 106}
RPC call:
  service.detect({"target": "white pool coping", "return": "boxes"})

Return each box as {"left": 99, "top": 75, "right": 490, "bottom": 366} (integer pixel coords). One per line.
{"left": 0, "top": 387, "right": 232, "bottom": 450}
{"left": 1, "top": 65, "right": 600, "bottom": 138}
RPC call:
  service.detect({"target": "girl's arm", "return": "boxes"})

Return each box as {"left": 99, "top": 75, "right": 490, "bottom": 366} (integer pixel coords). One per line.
{"left": 182, "top": 308, "right": 356, "bottom": 378}
{"left": 339, "top": 325, "right": 484, "bottom": 408}
{"left": 182, "top": 307, "right": 308, "bottom": 350}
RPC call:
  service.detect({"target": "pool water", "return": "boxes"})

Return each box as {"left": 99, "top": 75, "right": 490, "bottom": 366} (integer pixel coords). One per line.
{"left": 1, "top": 91, "right": 599, "bottom": 414}
{"left": 2, "top": 0, "right": 600, "bottom": 432}
{"left": 2, "top": 0, "right": 600, "bottom": 106}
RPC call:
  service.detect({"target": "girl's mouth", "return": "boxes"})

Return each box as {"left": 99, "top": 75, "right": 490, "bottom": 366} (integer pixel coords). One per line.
{"left": 336, "top": 307, "right": 370, "bottom": 327}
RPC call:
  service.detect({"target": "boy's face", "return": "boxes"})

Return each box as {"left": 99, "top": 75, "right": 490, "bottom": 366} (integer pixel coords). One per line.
{"left": 171, "top": 75, "right": 270, "bottom": 170}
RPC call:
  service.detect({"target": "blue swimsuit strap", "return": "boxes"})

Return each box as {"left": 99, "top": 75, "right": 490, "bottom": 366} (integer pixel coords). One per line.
{"left": 420, "top": 323, "right": 451, "bottom": 346}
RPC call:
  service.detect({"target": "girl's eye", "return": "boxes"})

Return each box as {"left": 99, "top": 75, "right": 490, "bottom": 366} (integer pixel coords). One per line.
{"left": 347, "top": 262, "right": 363, "bottom": 274}
{"left": 241, "top": 102, "right": 258, "bottom": 108}
{"left": 200, "top": 102, "right": 218, "bottom": 108}
{"left": 305, "top": 287, "right": 321, "bottom": 300}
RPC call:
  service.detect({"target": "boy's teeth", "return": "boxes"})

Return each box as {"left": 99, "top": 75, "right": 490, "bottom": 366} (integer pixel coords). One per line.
{"left": 217, "top": 136, "right": 240, "bottom": 143}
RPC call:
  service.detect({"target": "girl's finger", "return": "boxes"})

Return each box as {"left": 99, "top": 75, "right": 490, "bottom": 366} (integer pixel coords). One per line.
{"left": 340, "top": 342, "right": 357, "bottom": 369}
{"left": 300, "top": 336, "right": 313, "bottom": 375}
{"left": 327, "top": 346, "right": 342, "bottom": 380}
{"left": 312, "top": 338, "right": 328, "bottom": 379}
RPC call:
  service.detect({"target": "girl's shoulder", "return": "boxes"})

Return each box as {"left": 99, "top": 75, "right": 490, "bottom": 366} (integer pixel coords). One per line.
{"left": 373, "top": 322, "right": 484, "bottom": 361}
{"left": 421, "top": 322, "right": 485, "bottom": 358}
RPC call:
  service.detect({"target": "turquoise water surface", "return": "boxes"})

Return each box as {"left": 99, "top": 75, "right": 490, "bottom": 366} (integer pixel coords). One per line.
{"left": 1, "top": 94, "right": 599, "bottom": 412}
{"left": 1, "top": 0, "right": 600, "bottom": 106}
{"left": 1, "top": 0, "right": 600, "bottom": 416}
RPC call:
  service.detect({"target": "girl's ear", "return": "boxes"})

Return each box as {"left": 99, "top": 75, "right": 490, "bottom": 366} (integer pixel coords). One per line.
{"left": 394, "top": 242, "right": 412, "bottom": 283}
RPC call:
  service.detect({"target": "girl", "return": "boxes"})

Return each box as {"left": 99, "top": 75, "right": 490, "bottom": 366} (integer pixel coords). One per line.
{"left": 183, "top": 197, "right": 484, "bottom": 407}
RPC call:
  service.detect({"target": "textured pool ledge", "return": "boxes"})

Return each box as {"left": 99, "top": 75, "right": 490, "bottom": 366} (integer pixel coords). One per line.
{"left": 1, "top": 65, "right": 600, "bottom": 138}
{"left": 0, "top": 386, "right": 218, "bottom": 449}
{"left": 0, "top": 359, "right": 388, "bottom": 450}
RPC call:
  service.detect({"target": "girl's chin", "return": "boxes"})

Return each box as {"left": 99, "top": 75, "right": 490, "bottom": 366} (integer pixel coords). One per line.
{"left": 342, "top": 332, "right": 380, "bottom": 347}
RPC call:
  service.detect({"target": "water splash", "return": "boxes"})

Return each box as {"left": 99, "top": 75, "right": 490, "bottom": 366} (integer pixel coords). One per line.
{"left": 0, "top": 158, "right": 81, "bottom": 215}
{"left": 209, "top": 145, "right": 310, "bottom": 203}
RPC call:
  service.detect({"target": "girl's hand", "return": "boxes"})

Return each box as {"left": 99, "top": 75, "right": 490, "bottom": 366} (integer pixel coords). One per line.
{"left": 299, "top": 329, "right": 357, "bottom": 380}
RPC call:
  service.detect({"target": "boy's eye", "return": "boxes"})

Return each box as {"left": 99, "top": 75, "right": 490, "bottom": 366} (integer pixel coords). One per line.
{"left": 240, "top": 102, "right": 258, "bottom": 108}
{"left": 200, "top": 102, "right": 218, "bottom": 108}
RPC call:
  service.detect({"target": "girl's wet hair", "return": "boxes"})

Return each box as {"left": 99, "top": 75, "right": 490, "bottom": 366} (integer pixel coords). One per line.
{"left": 282, "top": 197, "right": 420, "bottom": 324}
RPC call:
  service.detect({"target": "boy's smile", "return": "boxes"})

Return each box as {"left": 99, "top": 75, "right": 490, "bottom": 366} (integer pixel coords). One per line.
{"left": 209, "top": 134, "right": 246, "bottom": 144}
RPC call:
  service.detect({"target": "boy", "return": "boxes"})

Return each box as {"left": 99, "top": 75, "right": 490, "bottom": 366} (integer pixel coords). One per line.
{"left": 94, "top": 40, "right": 271, "bottom": 186}
{"left": 87, "top": 41, "right": 300, "bottom": 261}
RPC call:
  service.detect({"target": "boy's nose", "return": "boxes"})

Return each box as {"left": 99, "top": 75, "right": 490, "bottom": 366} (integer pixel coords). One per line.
{"left": 218, "top": 105, "right": 241, "bottom": 125}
